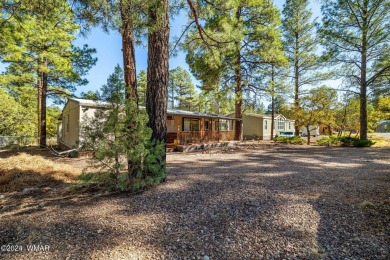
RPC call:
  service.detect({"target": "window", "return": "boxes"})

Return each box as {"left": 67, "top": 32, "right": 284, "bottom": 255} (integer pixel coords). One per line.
{"left": 219, "top": 120, "right": 229, "bottom": 131}
{"left": 265, "top": 120, "right": 267, "bottom": 130}
{"left": 66, "top": 115, "right": 70, "bottom": 132}
{"left": 182, "top": 118, "right": 199, "bottom": 131}
{"left": 288, "top": 122, "right": 291, "bottom": 129}
{"left": 277, "top": 117, "right": 284, "bottom": 130}
{"left": 205, "top": 121, "right": 209, "bottom": 131}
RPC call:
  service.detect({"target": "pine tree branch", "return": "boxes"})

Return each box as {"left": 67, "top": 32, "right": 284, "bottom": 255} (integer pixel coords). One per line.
{"left": 171, "top": 20, "right": 195, "bottom": 52}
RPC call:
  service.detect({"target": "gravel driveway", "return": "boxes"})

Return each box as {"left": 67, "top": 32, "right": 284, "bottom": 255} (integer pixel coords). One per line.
{"left": 1, "top": 144, "right": 389, "bottom": 259}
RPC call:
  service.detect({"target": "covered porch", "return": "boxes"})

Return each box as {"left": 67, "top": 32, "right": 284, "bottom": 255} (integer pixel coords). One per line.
{"left": 166, "top": 109, "right": 238, "bottom": 151}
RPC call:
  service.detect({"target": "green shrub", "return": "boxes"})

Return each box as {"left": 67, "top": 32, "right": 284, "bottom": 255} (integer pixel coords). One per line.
{"left": 352, "top": 138, "right": 375, "bottom": 147}
{"left": 273, "top": 136, "right": 304, "bottom": 145}
{"left": 338, "top": 136, "right": 354, "bottom": 146}
{"left": 78, "top": 66, "right": 166, "bottom": 193}
{"left": 316, "top": 137, "right": 330, "bottom": 146}
{"left": 316, "top": 135, "right": 340, "bottom": 146}
{"left": 317, "top": 136, "right": 375, "bottom": 147}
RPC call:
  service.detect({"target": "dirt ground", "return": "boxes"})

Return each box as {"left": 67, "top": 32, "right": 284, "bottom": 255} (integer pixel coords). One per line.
{"left": 0, "top": 143, "right": 389, "bottom": 259}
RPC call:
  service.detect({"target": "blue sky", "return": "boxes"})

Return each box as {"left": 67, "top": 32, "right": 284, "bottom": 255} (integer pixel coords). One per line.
{"left": 73, "top": 10, "right": 193, "bottom": 96}
{"left": 73, "top": 0, "right": 322, "bottom": 97}
{"left": 0, "top": 1, "right": 322, "bottom": 100}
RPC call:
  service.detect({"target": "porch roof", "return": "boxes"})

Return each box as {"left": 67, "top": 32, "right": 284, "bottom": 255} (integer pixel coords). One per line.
{"left": 167, "top": 108, "right": 233, "bottom": 120}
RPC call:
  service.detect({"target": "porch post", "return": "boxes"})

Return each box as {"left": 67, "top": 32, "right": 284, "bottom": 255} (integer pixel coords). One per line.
{"left": 217, "top": 119, "right": 220, "bottom": 142}
{"left": 200, "top": 118, "right": 204, "bottom": 142}
{"left": 210, "top": 118, "right": 215, "bottom": 142}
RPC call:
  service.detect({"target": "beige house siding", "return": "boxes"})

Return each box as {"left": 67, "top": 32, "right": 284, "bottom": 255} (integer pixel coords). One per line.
{"left": 285, "top": 120, "right": 295, "bottom": 132}
{"left": 242, "top": 114, "right": 263, "bottom": 140}
{"left": 262, "top": 118, "right": 272, "bottom": 140}
{"left": 60, "top": 100, "right": 80, "bottom": 149}
{"left": 235, "top": 114, "right": 295, "bottom": 140}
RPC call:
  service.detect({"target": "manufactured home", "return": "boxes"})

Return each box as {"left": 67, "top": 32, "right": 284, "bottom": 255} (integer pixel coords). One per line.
{"left": 231, "top": 113, "right": 295, "bottom": 140}
{"left": 58, "top": 98, "right": 238, "bottom": 150}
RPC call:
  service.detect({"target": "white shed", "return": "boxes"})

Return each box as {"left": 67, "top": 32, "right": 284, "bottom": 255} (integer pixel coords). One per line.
{"left": 58, "top": 98, "right": 110, "bottom": 149}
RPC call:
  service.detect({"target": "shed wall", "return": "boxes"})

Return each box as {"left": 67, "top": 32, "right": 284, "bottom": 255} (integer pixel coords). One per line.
{"left": 243, "top": 115, "right": 263, "bottom": 140}
{"left": 61, "top": 100, "right": 80, "bottom": 148}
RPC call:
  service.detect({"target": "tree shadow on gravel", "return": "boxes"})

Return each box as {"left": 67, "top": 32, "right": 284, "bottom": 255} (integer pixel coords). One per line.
{"left": 0, "top": 146, "right": 389, "bottom": 259}
{"left": 0, "top": 211, "right": 124, "bottom": 260}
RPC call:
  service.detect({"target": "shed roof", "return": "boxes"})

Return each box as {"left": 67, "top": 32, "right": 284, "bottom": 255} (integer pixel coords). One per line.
{"left": 68, "top": 97, "right": 111, "bottom": 108}
{"left": 66, "top": 98, "right": 234, "bottom": 120}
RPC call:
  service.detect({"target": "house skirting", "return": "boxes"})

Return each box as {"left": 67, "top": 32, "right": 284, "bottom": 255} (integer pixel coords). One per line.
{"left": 175, "top": 141, "right": 240, "bottom": 152}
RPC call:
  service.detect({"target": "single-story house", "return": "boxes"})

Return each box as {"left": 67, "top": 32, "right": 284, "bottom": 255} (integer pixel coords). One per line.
{"left": 58, "top": 98, "right": 238, "bottom": 150}
{"left": 230, "top": 113, "right": 295, "bottom": 140}
{"left": 376, "top": 120, "right": 390, "bottom": 132}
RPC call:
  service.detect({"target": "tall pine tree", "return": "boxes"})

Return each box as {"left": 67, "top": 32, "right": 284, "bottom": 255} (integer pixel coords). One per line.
{"left": 184, "top": 0, "right": 285, "bottom": 140}
{"left": 0, "top": 0, "right": 96, "bottom": 146}
{"left": 282, "top": 0, "right": 319, "bottom": 136}
{"left": 168, "top": 66, "right": 197, "bottom": 110}
{"left": 146, "top": 0, "right": 169, "bottom": 176}
{"left": 320, "top": 0, "right": 390, "bottom": 140}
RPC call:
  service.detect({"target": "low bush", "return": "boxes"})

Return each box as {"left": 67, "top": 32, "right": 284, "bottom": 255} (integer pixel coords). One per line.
{"left": 316, "top": 137, "right": 330, "bottom": 146}
{"left": 273, "top": 136, "right": 304, "bottom": 145}
{"left": 316, "top": 135, "right": 339, "bottom": 146}
{"left": 351, "top": 138, "right": 375, "bottom": 147}
{"left": 316, "top": 136, "right": 375, "bottom": 147}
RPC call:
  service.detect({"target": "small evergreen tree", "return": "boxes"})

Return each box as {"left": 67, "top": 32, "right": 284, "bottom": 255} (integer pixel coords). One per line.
{"left": 81, "top": 65, "right": 166, "bottom": 191}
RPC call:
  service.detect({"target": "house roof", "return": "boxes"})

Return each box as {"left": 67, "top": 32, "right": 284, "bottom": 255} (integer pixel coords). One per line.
{"left": 243, "top": 113, "right": 295, "bottom": 122}
{"left": 66, "top": 98, "right": 235, "bottom": 120}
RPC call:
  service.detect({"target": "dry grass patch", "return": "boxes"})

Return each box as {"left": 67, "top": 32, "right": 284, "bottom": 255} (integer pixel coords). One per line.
{"left": 0, "top": 153, "right": 81, "bottom": 193}
{"left": 371, "top": 139, "right": 390, "bottom": 148}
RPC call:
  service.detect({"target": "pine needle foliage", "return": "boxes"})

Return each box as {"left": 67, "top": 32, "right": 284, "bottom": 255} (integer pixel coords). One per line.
{"left": 80, "top": 65, "right": 166, "bottom": 192}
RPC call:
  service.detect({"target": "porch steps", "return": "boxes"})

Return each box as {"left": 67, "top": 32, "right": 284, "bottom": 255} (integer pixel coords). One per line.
{"left": 166, "top": 143, "right": 177, "bottom": 152}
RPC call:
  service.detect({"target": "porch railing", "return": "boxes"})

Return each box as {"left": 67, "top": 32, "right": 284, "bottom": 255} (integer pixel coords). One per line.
{"left": 177, "top": 131, "right": 234, "bottom": 144}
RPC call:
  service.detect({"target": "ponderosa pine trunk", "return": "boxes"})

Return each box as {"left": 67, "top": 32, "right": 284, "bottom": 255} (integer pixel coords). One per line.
{"left": 37, "top": 70, "right": 42, "bottom": 146}
{"left": 294, "top": 32, "right": 300, "bottom": 136}
{"left": 37, "top": 69, "right": 47, "bottom": 147}
{"left": 234, "top": 7, "right": 242, "bottom": 141}
{"left": 120, "top": 1, "right": 138, "bottom": 104}
{"left": 234, "top": 55, "right": 242, "bottom": 141}
{"left": 360, "top": 2, "right": 368, "bottom": 141}
{"left": 42, "top": 72, "right": 47, "bottom": 147}
{"left": 146, "top": 0, "right": 169, "bottom": 145}
{"left": 271, "top": 64, "right": 275, "bottom": 139}
{"left": 120, "top": 1, "right": 139, "bottom": 178}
